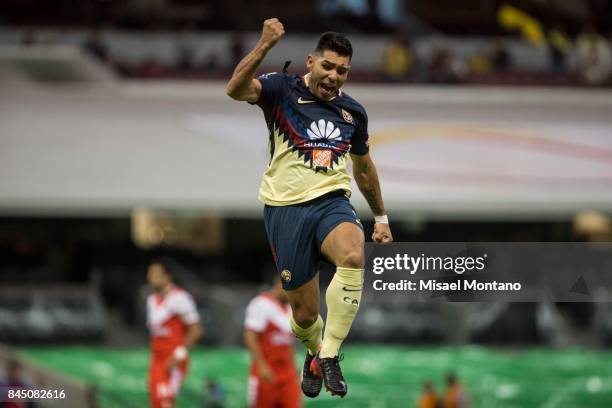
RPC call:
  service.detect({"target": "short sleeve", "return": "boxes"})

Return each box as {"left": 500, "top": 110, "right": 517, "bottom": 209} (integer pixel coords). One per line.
{"left": 244, "top": 297, "right": 267, "bottom": 333}
{"left": 253, "top": 72, "right": 286, "bottom": 109}
{"left": 172, "top": 292, "right": 200, "bottom": 325}
{"left": 350, "top": 111, "right": 369, "bottom": 155}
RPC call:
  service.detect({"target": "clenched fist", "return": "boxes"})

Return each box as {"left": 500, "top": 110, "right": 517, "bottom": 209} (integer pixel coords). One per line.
{"left": 372, "top": 223, "right": 393, "bottom": 243}
{"left": 259, "top": 18, "right": 285, "bottom": 51}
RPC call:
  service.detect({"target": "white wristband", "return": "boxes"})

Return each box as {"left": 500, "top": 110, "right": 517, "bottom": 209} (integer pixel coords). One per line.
{"left": 173, "top": 346, "right": 188, "bottom": 361}
{"left": 374, "top": 215, "right": 389, "bottom": 224}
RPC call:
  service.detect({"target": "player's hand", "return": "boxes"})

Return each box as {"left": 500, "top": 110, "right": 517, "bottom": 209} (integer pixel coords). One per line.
{"left": 372, "top": 223, "right": 393, "bottom": 243}
{"left": 258, "top": 18, "right": 285, "bottom": 51}
{"left": 258, "top": 361, "right": 275, "bottom": 383}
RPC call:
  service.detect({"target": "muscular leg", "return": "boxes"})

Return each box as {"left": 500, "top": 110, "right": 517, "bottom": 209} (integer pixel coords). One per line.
{"left": 285, "top": 274, "right": 323, "bottom": 355}
{"left": 320, "top": 222, "right": 364, "bottom": 358}
{"left": 321, "top": 222, "right": 365, "bottom": 268}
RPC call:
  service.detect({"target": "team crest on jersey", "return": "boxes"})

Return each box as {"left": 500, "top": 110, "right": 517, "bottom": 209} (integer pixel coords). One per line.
{"left": 280, "top": 270, "right": 292, "bottom": 283}
{"left": 341, "top": 109, "right": 353, "bottom": 124}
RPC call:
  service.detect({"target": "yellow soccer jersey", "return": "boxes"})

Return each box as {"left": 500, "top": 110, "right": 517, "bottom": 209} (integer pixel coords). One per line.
{"left": 253, "top": 72, "right": 370, "bottom": 206}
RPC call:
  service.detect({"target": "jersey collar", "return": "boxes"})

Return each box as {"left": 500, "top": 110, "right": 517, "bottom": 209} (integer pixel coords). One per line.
{"left": 155, "top": 284, "right": 175, "bottom": 303}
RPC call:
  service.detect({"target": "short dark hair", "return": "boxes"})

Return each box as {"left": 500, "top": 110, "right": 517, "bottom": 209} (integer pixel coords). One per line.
{"left": 314, "top": 32, "right": 353, "bottom": 60}
{"left": 149, "top": 257, "right": 174, "bottom": 279}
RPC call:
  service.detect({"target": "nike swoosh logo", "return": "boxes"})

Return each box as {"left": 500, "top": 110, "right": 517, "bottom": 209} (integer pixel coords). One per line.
{"left": 297, "top": 97, "right": 315, "bottom": 104}
{"left": 342, "top": 286, "right": 362, "bottom": 292}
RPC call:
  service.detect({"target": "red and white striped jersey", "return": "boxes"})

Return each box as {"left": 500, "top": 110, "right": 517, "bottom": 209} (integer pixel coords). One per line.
{"left": 147, "top": 286, "right": 199, "bottom": 357}
{"left": 244, "top": 292, "right": 295, "bottom": 378}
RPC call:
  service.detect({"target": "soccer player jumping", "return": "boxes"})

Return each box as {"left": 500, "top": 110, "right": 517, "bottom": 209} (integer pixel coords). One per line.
{"left": 226, "top": 19, "right": 393, "bottom": 398}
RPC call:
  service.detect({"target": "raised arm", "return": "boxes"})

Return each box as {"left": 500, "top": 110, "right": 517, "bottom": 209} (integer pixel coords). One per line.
{"left": 351, "top": 152, "right": 393, "bottom": 243}
{"left": 225, "top": 18, "right": 285, "bottom": 103}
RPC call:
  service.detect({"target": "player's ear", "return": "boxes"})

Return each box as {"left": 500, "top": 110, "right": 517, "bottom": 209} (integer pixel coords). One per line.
{"left": 306, "top": 54, "right": 314, "bottom": 70}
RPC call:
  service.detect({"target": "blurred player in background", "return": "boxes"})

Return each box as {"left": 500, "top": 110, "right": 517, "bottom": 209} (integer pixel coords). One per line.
{"left": 418, "top": 380, "right": 440, "bottom": 408}
{"left": 147, "top": 258, "right": 203, "bottom": 408}
{"left": 244, "top": 275, "right": 301, "bottom": 408}
{"left": 226, "top": 18, "right": 393, "bottom": 399}
{"left": 443, "top": 373, "right": 469, "bottom": 408}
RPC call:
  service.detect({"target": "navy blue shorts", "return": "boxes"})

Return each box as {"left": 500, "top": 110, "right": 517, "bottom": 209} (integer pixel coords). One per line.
{"left": 264, "top": 191, "right": 363, "bottom": 290}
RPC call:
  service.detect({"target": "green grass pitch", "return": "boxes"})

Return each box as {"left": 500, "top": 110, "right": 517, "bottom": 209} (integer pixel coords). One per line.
{"left": 20, "top": 345, "right": 612, "bottom": 407}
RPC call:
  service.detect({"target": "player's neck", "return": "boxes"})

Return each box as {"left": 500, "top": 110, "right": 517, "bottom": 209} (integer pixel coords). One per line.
{"left": 303, "top": 73, "right": 311, "bottom": 92}
{"left": 158, "top": 283, "right": 173, "bottom": 297}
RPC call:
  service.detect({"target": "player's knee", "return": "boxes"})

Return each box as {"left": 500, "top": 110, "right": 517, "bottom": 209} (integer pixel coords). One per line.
{"left": 338, "top": 250, "right": 364, "bottom": 269}
{"left": 294, "top": 307, "right": 318, "bottom": 328}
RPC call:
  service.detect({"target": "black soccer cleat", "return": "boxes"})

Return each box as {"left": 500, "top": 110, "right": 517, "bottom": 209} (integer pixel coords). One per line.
{"left": 318, "top": 354, "right": 348, "bottom": 397}
{"left": 301, "top": 352, "right": 323, "bottom": 398}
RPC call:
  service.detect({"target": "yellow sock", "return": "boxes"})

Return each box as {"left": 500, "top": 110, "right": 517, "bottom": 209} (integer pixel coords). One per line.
{"left": 320, "top": 267, "right": 363, "bottom": 358}
{"left": 290, "top": 314, "right": 323, "bottom": 356}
